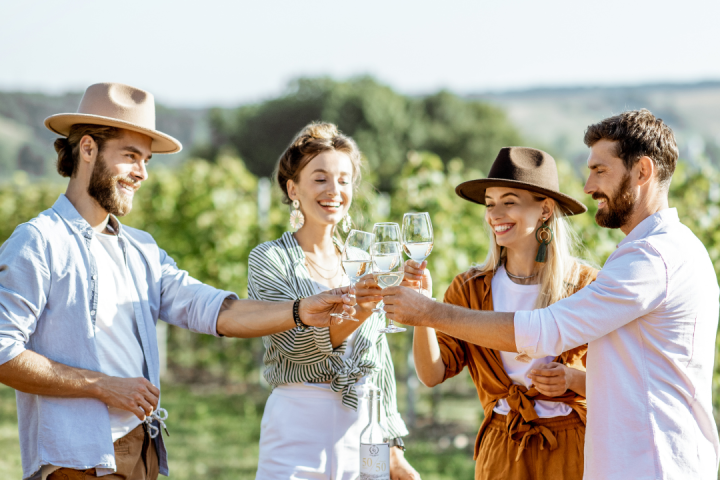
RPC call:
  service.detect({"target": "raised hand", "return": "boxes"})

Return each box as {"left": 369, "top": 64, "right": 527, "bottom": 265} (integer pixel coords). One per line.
{"left": 96, "top": 376, "right": 160, "bottom": 421}
{"left": 300, "top": 288, "right": 356, "bottom": 327}
{"left": 352, "top": 273, "right": 384, "bottom": 319}
{"left": 380, "top": 285, "right": 435, "bottom": 327}
{"left": 402, "top": 259, "right": 432, "bottom": 298}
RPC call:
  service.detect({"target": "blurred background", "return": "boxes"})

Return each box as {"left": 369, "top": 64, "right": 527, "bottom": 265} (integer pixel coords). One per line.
{"left": 1, "top": 1, "right": 720, "bottom": 478}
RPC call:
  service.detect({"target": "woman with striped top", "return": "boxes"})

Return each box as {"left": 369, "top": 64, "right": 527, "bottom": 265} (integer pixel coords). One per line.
{"left": 249, "top": 122, "right": 420, "bottom": 480}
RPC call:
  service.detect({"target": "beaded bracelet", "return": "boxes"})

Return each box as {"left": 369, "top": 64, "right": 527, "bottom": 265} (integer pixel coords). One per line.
{"left": 293, "top": 297, "right": 308, "bottom": 330}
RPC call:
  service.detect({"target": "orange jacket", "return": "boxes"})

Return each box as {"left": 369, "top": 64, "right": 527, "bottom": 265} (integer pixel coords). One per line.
{"left": 436, "top": 265, "right": 598, "bottom": 460}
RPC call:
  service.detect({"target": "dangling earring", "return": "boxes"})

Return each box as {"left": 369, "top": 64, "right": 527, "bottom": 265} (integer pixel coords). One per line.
{"left": 290, "top": 199, "right": 305, "bottom": 230}
{"left": 535, "top": 217, "right": 554, "bottom": 263}
{"left": 341, "top": 213, "right": 352, "bottom": 233}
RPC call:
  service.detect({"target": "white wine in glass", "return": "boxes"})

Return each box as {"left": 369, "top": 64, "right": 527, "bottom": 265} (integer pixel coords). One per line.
{"left": 330, "top": 230, "right": 375, "bottom": 322}
{"left": 401, "top": 212, "right": 434, "bottom": 293}
{"left": 372, "top": 241, "right": 406, "bottom": 334}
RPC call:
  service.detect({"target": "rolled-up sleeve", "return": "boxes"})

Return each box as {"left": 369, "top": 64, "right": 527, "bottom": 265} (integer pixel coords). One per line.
{"left": 157, "top": 247, "right": 238, "bottom": 337}
{"left": 437, "top": 274, "right": 473, "bottom": 381}
{"left": 515, "top": 240, "right": 667, "bottom": 358}
{"left": 0, "top": 224, "right": 51, "bottom": 365}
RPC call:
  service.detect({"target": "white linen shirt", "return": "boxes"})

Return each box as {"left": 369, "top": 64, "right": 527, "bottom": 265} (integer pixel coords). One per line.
{"left": 514, "top": 208, "right": 719, "bottom": 480}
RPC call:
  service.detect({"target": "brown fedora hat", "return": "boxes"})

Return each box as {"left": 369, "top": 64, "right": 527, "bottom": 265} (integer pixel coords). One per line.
{"left": 455, "top": 147, "right": 587, "bottom": 216}
{"left": 44, "top": 82, "right": 182, "bottom": 154}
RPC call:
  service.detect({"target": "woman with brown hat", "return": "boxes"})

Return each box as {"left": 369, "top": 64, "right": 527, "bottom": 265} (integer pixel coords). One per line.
{"left": 405, "top": 147, "right": 597, "bottom": 480}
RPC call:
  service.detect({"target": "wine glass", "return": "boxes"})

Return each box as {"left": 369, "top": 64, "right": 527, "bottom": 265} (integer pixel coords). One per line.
{"left": 372, "top": 222, "right": 401, "bottom": 243}
{"left": 330, "top": 230, "right": 375, "bottom": 321}
{"left": 371, "top": 223, "right": 400, "bottom": 314}
{"left": 401, "top": 212, "right": 433, "bottom": 294}
{"left": 372, "top": 241, "right": 406, "bottom": 334}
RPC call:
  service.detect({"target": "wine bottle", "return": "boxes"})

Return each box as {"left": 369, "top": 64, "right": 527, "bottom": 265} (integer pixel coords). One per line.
{"left": 359, "top": 389, "right": 390, "bottom": 480}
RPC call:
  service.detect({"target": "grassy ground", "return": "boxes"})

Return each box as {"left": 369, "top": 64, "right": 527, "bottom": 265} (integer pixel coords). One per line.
{"left": 0, "top": 382, "right": 477, "bottom": 479}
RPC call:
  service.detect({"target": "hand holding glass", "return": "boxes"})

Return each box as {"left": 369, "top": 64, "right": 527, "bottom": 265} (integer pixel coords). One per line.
{"left": 401, "top": 212, "right": 433, "bottom": 294}
{"left": 372, "top": 241, "right": 406, "bottom": 333}
{"left": 330, "top": 230, "right": 374, "bottom": 322}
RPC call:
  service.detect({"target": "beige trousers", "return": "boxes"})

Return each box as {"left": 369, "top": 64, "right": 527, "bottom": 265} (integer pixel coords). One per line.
{"left": 48, "top": 424, "right": 159, "bottom": 480}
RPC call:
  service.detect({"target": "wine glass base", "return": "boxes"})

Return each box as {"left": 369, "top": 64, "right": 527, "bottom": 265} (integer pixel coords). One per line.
{"left": 378, "top": 325, "right": 406, "bottom": 334}
{"left": 330, "top": 313, "right": 359, "bottom": 322}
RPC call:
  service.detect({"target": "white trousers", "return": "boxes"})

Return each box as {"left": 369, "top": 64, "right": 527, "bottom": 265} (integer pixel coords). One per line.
{"left": 256, "top": 383, "right": 371, "bottom": 480}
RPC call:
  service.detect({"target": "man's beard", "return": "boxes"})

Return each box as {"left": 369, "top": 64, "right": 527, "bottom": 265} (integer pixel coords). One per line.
{"left": 87, "top": 154, "right": 135, "bottom": 217}
{"left": 593, "top": 172, "right": 637, "bottom": 229}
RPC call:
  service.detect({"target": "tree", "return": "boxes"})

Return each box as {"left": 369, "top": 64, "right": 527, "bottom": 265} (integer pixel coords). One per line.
{"left": 200, "top": 77, "right": 522, "bottom": 191}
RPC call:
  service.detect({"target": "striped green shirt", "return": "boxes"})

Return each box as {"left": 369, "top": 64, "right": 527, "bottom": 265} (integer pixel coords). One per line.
{"left": 248, "top": 231, "right": 408, "bottom": 438}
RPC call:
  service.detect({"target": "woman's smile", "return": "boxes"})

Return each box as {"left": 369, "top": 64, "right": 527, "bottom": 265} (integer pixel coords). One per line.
{"left": 493, "top": 223, "right": 515, "bottom": 236}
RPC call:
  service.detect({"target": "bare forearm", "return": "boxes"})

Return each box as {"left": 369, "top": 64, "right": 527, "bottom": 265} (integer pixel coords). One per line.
{"left": 568, "top": 368, "right": 586, "bottom": 397}
{"left": 0, "top": 350, "right": 104, "bottom": 399}
{"left": 413, "top": 327, "right": 446, "bottom": 387}
{"left": 423, "top": 302, "right": 517, "bottom": 352}
{"left": 216, "top": 298, "right": 296, "bottom": 338}
{"left": 329, "top": 307, "right": 373, "bottom": 348}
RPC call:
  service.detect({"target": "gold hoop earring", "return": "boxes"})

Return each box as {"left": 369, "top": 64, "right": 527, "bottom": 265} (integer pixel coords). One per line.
{"left": 290, "top": 199, "right": 305, "bottom": 230}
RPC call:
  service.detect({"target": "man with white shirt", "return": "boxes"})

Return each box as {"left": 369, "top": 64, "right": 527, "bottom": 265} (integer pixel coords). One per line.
{"left": 0, "top": 83, "right": 354, "bottom": 480}
{"left": 382, "top": 109, "right": 720, "bottom": 479}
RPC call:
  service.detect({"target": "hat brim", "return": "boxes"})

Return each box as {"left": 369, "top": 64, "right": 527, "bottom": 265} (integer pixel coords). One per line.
{"left": 455, "top": 178, "right": 587, "bottom": 216}
{"left": 44, "top": 113, "right": 182, "bottom": 154}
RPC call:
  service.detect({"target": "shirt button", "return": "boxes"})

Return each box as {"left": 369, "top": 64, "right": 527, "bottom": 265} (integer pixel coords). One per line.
{"left": 90, "top": 310, "right": 96, "bottom": 316}
{"left": 92, "top": 275, "right": 97, "bottom": 280}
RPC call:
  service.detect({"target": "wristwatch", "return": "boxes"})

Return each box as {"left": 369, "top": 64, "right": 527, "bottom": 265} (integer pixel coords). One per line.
{"left": 388, "top": 437, "right": 405, "bottom": 451}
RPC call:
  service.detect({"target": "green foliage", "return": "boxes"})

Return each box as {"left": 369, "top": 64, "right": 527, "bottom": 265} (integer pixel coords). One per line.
{"left": 3, "top": 142, "right": 720, "bottom": 478}
{"left": 201, "top": 77, "right": 522, "bottom": 190}
{"left": 0, "top": 171, "right": 65, "bottom": 241}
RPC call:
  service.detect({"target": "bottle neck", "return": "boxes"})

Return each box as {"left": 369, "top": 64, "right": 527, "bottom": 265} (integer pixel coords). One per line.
{"left": 371, "top": 390, "right": 383, "bottom": 424}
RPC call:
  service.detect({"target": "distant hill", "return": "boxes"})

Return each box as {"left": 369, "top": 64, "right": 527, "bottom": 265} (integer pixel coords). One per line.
{"left": 2, "top": 81, "right": 719, "bottom": 181}
{"left": 0, "top": 91, "right": 208, "bottom": 179}
{"left": 474, "top": 81, "right": 720, "bottom": 170}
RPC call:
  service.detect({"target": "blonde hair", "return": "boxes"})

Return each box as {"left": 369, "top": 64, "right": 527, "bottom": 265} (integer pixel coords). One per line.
{"left": 275, "top": 122, "right": 362, "bottom": 205}
{"left": 472, "top": 200, "right": 587, "bottom": 309}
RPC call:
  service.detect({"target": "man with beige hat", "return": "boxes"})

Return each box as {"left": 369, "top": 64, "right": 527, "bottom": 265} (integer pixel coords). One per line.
{"left": 0, "top": 82, "right": 355, "bottom": 480}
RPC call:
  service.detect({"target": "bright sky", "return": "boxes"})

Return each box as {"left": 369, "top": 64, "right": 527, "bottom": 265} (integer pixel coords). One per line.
{"left": 2, "top": 0, "right": 719, "bottom": 107}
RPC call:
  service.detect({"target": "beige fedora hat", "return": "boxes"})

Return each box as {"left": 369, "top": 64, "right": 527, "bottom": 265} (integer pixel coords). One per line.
{"left": 44, "top": 82, "right": 182, "bottom": 154}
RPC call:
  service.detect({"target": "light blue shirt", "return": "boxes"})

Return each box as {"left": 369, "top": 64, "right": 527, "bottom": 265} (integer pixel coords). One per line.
{"left": 0, "top": 194, "right": 238, "bottom": 479}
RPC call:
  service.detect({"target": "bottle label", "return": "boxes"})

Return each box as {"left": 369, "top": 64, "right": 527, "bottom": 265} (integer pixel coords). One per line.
{"left": 359, "top": 443, "right": 390, "bottom": 479}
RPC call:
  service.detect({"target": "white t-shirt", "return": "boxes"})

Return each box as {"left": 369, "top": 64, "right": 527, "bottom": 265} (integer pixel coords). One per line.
{"left": 491, "top": 265, "right": 572, "bottom": 418}
{"left": 43, "top": 232, "right": 147, "bottom": 479}
{"left": 90, "top": 232, "right": 146, "bottom": 440}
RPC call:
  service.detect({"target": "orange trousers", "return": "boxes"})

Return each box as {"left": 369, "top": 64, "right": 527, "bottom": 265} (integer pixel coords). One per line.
{"left": 475, "top": 411, "right": 585, "bottom": 480}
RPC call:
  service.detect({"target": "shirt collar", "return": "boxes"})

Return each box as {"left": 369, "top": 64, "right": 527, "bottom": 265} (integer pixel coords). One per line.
{"left": 618, "top": 207, "right": 679, "bottom": 247}
{"left": 51, "top": 194, "right": 124, "bottom": 238}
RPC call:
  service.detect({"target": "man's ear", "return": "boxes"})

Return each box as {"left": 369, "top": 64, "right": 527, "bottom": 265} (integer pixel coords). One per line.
{"left": 78, "top": 135, "right": 98, "bottom": 165}
{"left": 636, "top": 156, "right": 655, "bottom": 187}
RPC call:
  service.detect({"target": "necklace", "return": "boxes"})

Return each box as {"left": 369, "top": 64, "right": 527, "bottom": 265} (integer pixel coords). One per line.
{"left": 305, "top": 252, "right": 342, "bottom": 281}
{"left": 504, "top": 265, "right": 538, "bottom": 280}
